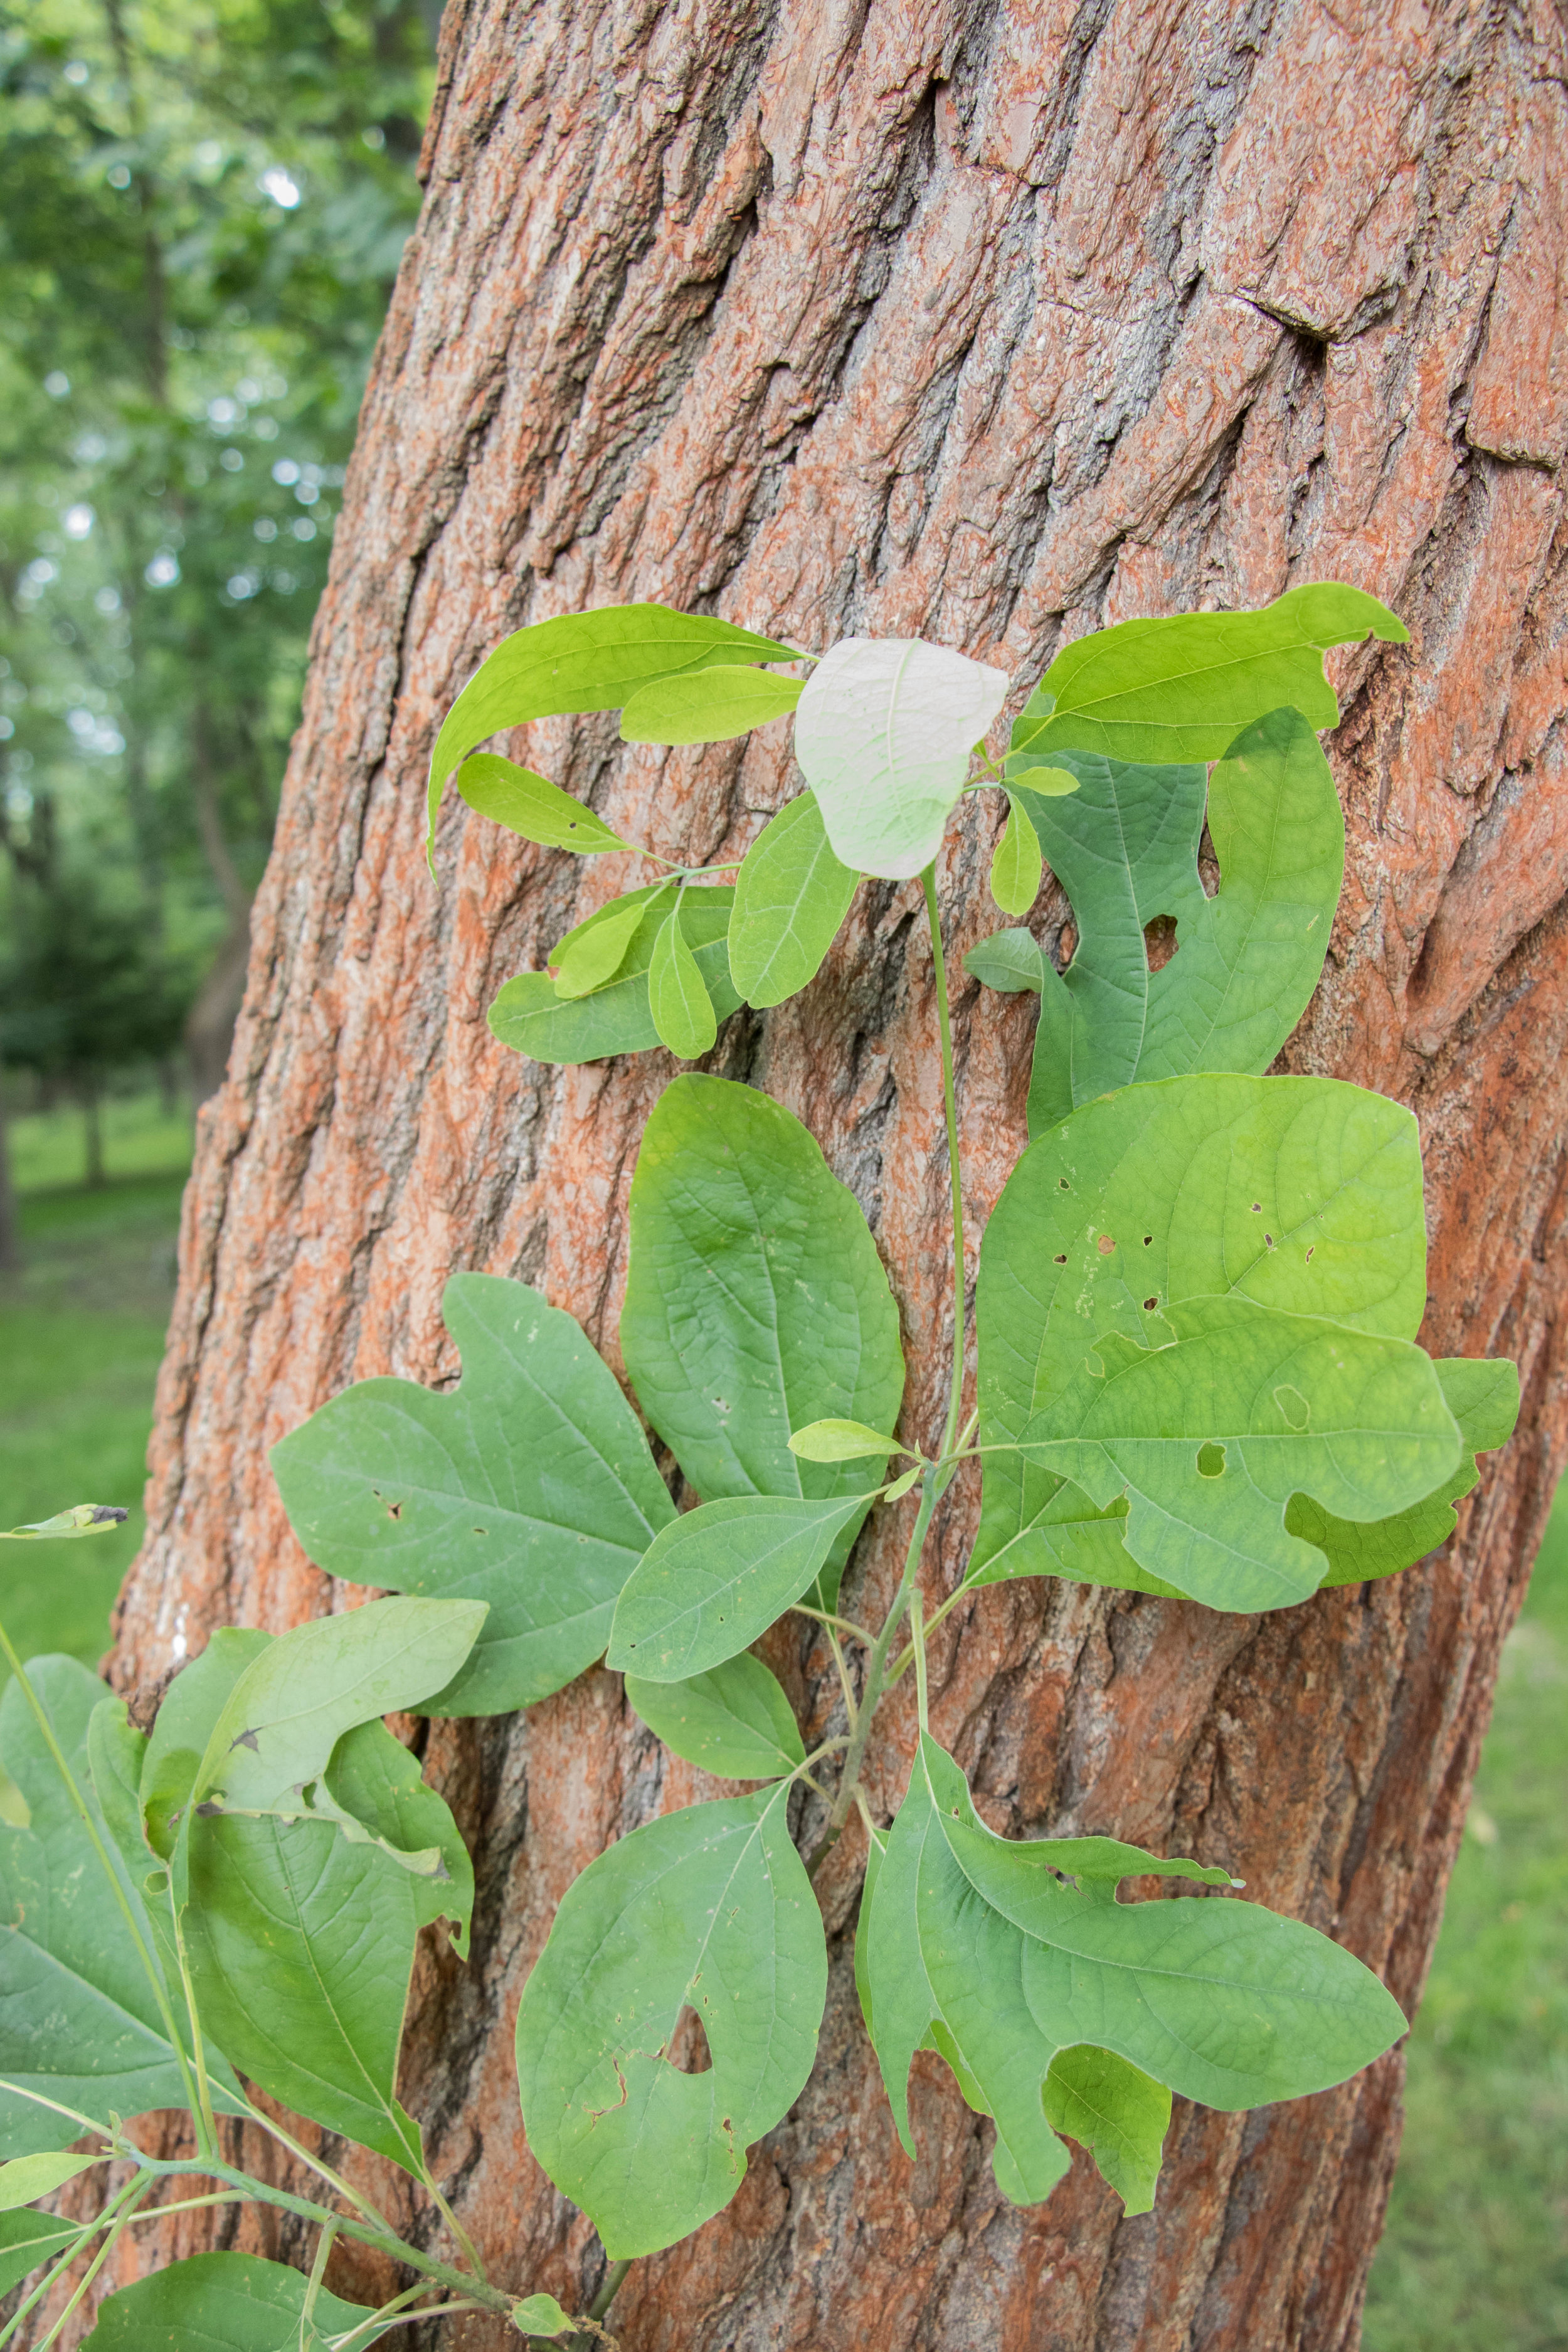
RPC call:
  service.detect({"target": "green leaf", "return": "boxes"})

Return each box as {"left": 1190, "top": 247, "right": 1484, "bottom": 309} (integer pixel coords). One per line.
{"left": 973, "top": 1071, "right": 1436, "bottom": 1596}
{"left": 620, "top": 663, "right": 803, "bottom": 744}
{"left": 989, "top": 795, "right": 1042, "bottom": 917}
{"left": 1019, "top": 1291, "right": 1461, "bottom": 1611}
{"left": 1043, "top": 2047, "right": 1170, "bottom": 2215}
{"left": 1007, "top": 708, "right": 1345, "bottom": 1131}
{"left": 866, "top": 1734, "right": 1403, "bottom": 2208}
{"left": 552, "top": 886, "right": 671, "bottom": 1000}
{"left": 426, "top": 604, "right": 800, "bottom": 852}
{"left": 648, "top": 899, "right": 718, "bottom": 1059}
{"left": 1009, "top": 765, "right": 1079, "bottom": 796}
{"left": 1295, "top": 1355, "right": 1520, "bottom": 1586}
{"left": 515, "top": 1784, "right": 827, "bottom": 2259}
{"left": 489, "top": 887, "right": 741, "bottom": 1066}
{"left": 0, "top": 2208, "right": 82, "bottom": 2299}
{"left": 728, "top": 792, "right": 857, "bottom": 1009}
{"left": 272, "top": 1275, "right": 675, "bottom": 1715}
{"left": 0, "top": 2149, "right": 99, "bottom": 2210}
{"left": 1, "top": 1505, "right": 127, "bottom": 1540}
{"left": 625, "top": 1653, "right": 805, "bottom": 1779}
{"left": 606, "top": 1493, "right": 870, "bottom": 1681}
{"left": 455, "top": 754, "right": 630, "bottom": 852}
{"left": 620, "top": 1075, "right": 904, "bottom": 1611}
{"left": 963, "top": 927, "right": 1045, "bottom": 995}
{"left": 512, "top": 2294, "right": 576, "bottom": 2339}
{"left": 787, "top": 1418, "right": 908, "bottom": 1463}
{"left": 81, "top": 2250, "right": 393, "bottom": 2348}
{"left": 0, "top": 1657, "right": 243, "bottom": 2158}
{"left": 1013, "top": 583, "right": 1407, "bottom": 766}
{"left": 187, "top": 1594, "right": 487, "bottom": 1818}
{"left": 793, "top": 638, "right": 1010, "bottom": 879}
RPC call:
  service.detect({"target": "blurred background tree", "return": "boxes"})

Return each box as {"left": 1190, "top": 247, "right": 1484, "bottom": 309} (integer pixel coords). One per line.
{"left": 0, "top": 0, "right": 436, "bottom": 1170}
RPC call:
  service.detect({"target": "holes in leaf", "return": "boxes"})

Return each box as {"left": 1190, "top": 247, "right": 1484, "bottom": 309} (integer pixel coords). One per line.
{"left": 1196, "top": 1442, "right": 1226, "bottom": 1479}
{"left": 1054, "top": 1253, "right": 1067, "bottom": 1264}
{"left": 1143, "top": 1235, "right": 1153, "bottom": 1246}
{"left": 1251, "top": 1202, "right": 1262, "bottom": 1213}
{"left": 1096, "top": 1235, "right": 1115, "bottom": 1256}
{"left": 1143, "top": 912, "right": 1179, "bottom": 972}
{"left": 1143, "top": 1296, "right": 1158, "bottom": 1311}
{"left": 1306, "top": 1244, "right": 1315, "bottom": 1262}
{"left": 1058, "top": 1177, "right": 1070, "bottom": 1191}
{"left": 386, "top": 1501, "right": 403, "bottom": 1520}
{"left": 667, "top": 2005, "right": 713, "bottom": 2074}
{"left": 1273, "top": 1384, "right": 1310, "bottom": 1431}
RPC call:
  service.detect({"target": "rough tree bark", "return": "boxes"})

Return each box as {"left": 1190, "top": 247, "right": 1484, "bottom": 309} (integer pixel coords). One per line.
{"left": 95, "top": 0, "right": 1568, "bottom": 2345}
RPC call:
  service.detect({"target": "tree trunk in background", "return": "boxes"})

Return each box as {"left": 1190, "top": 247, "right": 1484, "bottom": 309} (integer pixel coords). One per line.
{"left": 105, "top": 1, "right": 1568, "bottom": 2346}
{"left": 183, "top": 704, "right": 254, "bottom": 1103}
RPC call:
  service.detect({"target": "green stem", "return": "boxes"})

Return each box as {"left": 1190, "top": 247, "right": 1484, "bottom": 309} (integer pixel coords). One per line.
{"left": 790, "top": 1604, "right": 877, "bottom": 1646}
{"left": 238, "top": 2099, "right": 399, "bottom": 2242}
{"left": 416, "top": 2158, "right": 486, "bottom": 2280}
{"left": 0, "top": 2176, "right": 146, "bottom": 2351}
{"left": 909, "top": 1586, "right": 928, "bottom": 1733}
{"left": 0, "top": 1615, "right": 208, "bottom": 2141}
{"left": 166, "top": 1876, "right": 218, "bottom": 2155}
{"left": 299, "top": 2218, "right": 337, "bottom": 2350}
{"left": 920, "top": 867, "right": 966, "bottom": 1461}
{"left": 886, "top": 1564, "right": 986, "bottom": 1689}
{"left": 588, "top": 2255, "right": 631, "bottom": 2321}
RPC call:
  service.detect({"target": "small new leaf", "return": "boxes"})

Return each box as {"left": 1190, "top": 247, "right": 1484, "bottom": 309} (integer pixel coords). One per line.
{"left": 649, "top": 899, "right": 718, "bottom": 1059}
{"left": 1, "top": 1505, "right": 127, "bottom": 1540}
{"left": 456, "top": 754, "right": 630, "bottom": 853}
{"left": 963, "top": 928, "right": 1044, "bottom": 995}
{"left": 989, "top": 795, "right": 1043, "bottom": 916}
{"left": 0, "top": 2150, "right": 100, "bottom": 2211}
{"left": 620, "top": 664, "right": 803, "bottom": 744}
{"left": 512, "top": 2294, "right": 576, "bottom": 2339}
{"left": 490, "top": 889, "right": 741, "bottom": 1066}
{"left": 787, "top": 1419, "right": 909, "bottom": 1463}
{"left": 553, "top": 887, "right": 671, "bottom": 1000}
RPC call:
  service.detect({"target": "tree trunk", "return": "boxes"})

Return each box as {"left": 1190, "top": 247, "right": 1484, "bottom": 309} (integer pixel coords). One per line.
{"left": 106, "top": 1, "right": 1568, "bottom": 2346}
{"left": 80, "top": 1078, "right": 105, "bottom": 1192}
{"left": 183, "top": 702, "right": 254, "bottom": 1103}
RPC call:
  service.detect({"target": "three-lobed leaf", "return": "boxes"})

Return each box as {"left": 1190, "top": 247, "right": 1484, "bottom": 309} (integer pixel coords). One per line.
{"left": 793, "top": 637, "right": 1009, "bottom": 879}
{"left": 607, "top": 1493, "right": 869, "bottom": 1681}
{"left": 272, "top": 1275, "right": 675, "bottom": 1714}
{"left": 625, "top": 1653, "right": 805, "bottom": 1781}
{"left": 427, "top": 604, "right": 799, "bottom": 854}
{"left": 620, "top": 1075, "right": 904, "bottom": 1610}
{"left": 490, "top": 887, "right": 741, "bottom": 1066}
{"left": 515, "top": 1785, "right": 827, "bottom": 2259}
{"left": 728, "top": 792, "right": 858, "bottom": 1009}
{"left": 455, "top": 754, "right": 630, "bottom": 854}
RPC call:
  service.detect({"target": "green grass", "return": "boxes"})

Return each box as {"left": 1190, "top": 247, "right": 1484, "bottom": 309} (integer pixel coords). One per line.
{"left": 1364, "top": 1496, "right": 1568, "bottom": 2349}
{"left": 7, "top": 1086, "right": 193, "bottom": 1195}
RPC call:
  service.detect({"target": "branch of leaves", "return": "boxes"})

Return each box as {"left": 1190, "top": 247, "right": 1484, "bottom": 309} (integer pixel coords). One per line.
{"left": 859, "top": 1730, "right": 1406, "bottom": 2214}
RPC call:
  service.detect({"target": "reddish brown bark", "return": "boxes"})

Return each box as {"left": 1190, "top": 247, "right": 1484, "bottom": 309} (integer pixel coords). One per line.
{"left": 88, "top": 0, "right": 1568, "bottom": 2343}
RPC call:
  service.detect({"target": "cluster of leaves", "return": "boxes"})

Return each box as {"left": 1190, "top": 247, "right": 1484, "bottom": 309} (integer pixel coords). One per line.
{"left": 0, "top": 585, "right": 1522, "bottom": 2336}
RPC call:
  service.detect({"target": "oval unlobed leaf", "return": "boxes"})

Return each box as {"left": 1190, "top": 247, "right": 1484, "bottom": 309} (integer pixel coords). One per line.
{"left": 82, "top": 2250, "right": 393, "bottom": 2348}
{"left": 455, "top": 754, "right": 630, "bottom": 854}
{"left": 728, "top": 791, "right": 857, "bottom": 1009}
{"left": 625, "top": 1653, "right": 805, "bottom": 1780}
{"left": 427, "top": 603, "right": 800, "bottom": 854}
{"left": 989, "top": 794, "right": 1042, "bottom": 917}
{"left": 515, "top": 1785, "right": 827, "bottom": 2259}
{"left": 553, "top": 886, "right": 671, "bottom": 999}
{"left": 620, "top": 662, "right": 803, "bottom": 744}
{"left": 787, "top": 1417, "right": 906, "bottom": 1463}
{"left": 793, "top": 637, "right": 1010, "bottom": 879}
{"left": 489, "top": 888, "right": 740, "bottom": 1067}
{"left": 1012, "top": 582, "right": 1407, "bottom": 768}
{"left": 0, "top": 2208, "right": 81, "bottom": 2300}
{"left": 607, "top": 1492, "right": 870, "bottom": 1682}
{"left": 963, "top": 927, "right": 1045, "bottom": 995}
{"left": 648, "top": 899, "right": 718, "bottom": 1059}
{"left": 512, "top": 2294, "right": 576, "bottom": 2340}
{"left": 272, "top": 1274, "right": 675, "bottom": 1715}
{"left": 0, "top": 2148, "right": 100, "bottom": 2211}
{"left": 620, "top": 1075, "right": 904, "bottom": 1612}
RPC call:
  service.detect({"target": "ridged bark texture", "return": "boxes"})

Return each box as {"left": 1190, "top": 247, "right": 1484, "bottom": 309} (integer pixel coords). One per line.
{"left": 87, "top": 0, "right": 1568, "bottom": 2344}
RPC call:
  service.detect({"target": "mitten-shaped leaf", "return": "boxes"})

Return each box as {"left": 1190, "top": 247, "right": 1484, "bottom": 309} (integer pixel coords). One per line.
{"left": 621, "top": 1076, "right": 904, "bottom": 1608}
{"left": 427, "top": 604, "right": 798, "bottom": 852}
{"left": 1005, "top": 708, "right": 1344, "bottom": 1131}
{"left": 729, "top": 792, "right": 857, "bottom": 1008}
{"left": 489, "top": 887, "right": 740, "bottom": 1066}
{"left": 625, "top": 1653, "right": 805, "bottom": 1780}
{"left": 81, "top": 2251, "right": 394, "bottom": 2348}
{"left": 272, "top": 1275, "right": 675, "bottom": 1714}
{"left": 0, "top": 1658, "right": 243, "bottom": 2158}
{"left": 515, "top": 1786, "right": 827, "bottom": 2258}
{"left": 607, "top": 1493, "right": 870, "bottom": 1680}
{"left": 793, "top": 638, "right": 1009, "bottom": 879}
{"left": 1010, "top": 583, "right": 1406, "bottom": 767}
